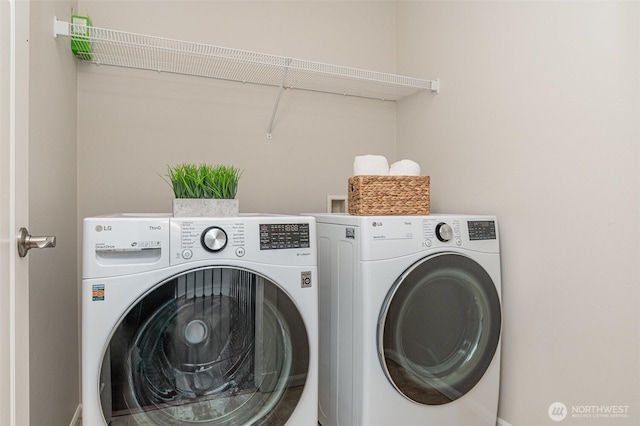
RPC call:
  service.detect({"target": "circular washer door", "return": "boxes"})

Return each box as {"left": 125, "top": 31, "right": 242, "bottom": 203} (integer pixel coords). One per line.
{"left": 378, "top": 252, "right": 501, "bottom": 405}
{"left": 102, "top": 266, "right": 309, "bottom": 425}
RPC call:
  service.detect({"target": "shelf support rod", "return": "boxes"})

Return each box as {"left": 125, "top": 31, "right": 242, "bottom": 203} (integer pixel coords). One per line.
{"left": 266, "top": 61, "right": 291, "bottom": 139}
{"left": 53, "top": 17, "right": 69, "bottom": 38}
{"left": 430, "top": 79, "right": 440, "bottom": 93}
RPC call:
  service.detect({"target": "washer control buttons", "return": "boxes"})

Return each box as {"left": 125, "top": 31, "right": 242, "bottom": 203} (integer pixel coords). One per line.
{"left": 435, "top": 222, "right": 454, "bottom": 242}
{"left": 235, "top": 247, "right": 246, "bottom": 257}
{"left": 182, "top": 249, "right": 193, "bottom": 259}
{"left": 201, "top": 226, "right": 228, "bottom": 252}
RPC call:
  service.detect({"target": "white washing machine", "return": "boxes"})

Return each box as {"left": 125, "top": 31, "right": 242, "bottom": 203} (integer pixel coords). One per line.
{"left": 82, "top": 214, "right": 318, "bottom": 426}
{"left": 311, "top": 214, "right": 502, "bottom": 426}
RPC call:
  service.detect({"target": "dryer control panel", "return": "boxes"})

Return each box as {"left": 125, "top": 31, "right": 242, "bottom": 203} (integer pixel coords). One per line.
{"left": 467, "top": 220, "right": 497, "bottom": 240}
{"left": 351, "top": 215, "right": 499, "bottom": 261}
{"left": 421, "top": 217, "right": 498, "bottom": 252}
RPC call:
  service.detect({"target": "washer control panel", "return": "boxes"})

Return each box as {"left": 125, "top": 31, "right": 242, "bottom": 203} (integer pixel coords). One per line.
{"left": 260, "top": 223, "right": 311, "bottom": 250}
{"left": 170, "top": 216, "right": 316, "bottom": 266}
{"left": 174, "top": 220, "right": 244, "bottom": 261}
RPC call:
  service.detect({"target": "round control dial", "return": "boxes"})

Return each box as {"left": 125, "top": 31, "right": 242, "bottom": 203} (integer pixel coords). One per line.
{"left": 435, "top": 222, "right": 453, "bottom": 242}
{"left": 201, "top": 226, "right": 228, "bottom": 252}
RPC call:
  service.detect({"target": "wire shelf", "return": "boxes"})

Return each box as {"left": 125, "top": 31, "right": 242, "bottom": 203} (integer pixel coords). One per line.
{"left": 55, "top": 19, "right": 439, "bottom": 101}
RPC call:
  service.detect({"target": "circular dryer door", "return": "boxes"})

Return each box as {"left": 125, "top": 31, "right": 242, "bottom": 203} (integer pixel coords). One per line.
{"left": 378, "top": 252, "right": 501, "bottom": 405}
{"left": 102, "top": 267, "right": 309, "bottom": 425}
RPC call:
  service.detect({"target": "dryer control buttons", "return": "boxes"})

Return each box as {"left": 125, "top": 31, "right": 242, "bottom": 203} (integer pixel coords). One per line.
{"left": 201, "top": 226, "right": 228, "bottom": 252}
{"left": 436, "top": 222, "right": 454, "bottom": 242}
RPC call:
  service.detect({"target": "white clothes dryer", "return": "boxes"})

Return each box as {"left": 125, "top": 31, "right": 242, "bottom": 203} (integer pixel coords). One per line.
{"left": 311, "top": 214, "right": 502, "bottom": 426}
{"left": 82, "top": 214, "right": 318, "bottom": 426}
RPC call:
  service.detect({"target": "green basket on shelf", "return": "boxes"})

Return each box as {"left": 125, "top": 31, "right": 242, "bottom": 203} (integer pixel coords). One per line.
{"left": 70, "top": 15, "right": 92, "bottom": 60}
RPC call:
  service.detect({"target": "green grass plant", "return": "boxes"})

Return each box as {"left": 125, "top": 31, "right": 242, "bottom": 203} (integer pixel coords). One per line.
{"left": 165, "top": 163, "right": 243, "bottom": 199}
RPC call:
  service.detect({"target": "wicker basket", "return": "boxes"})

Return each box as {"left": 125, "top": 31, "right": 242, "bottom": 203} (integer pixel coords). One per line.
{"left": 348, "top": 175, "right": 430, "bottom": 216}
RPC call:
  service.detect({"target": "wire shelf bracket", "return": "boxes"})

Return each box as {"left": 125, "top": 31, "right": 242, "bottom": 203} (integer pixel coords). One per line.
{"left": 54, "top": 17, "right": 439, "bottom": 138}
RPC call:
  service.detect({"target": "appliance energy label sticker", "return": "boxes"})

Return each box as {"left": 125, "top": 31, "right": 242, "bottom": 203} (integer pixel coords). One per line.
{"left": 92, "top": 284, "right": 105, "bottom": 301}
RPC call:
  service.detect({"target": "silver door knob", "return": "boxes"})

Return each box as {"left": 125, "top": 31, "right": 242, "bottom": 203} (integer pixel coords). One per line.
{"left": 17, "top": 227, "right": 56, "bottom": 258}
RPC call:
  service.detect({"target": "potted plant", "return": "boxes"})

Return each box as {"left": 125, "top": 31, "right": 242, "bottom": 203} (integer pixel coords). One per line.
{"left": 165, "top": 163, "right": 243, "bottom": 217}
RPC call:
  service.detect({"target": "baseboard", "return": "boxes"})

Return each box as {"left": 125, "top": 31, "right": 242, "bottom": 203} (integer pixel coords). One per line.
{"left": 496, "top": 416, "right": 513, "bottom": 426}
{"left": 69, "top": 404, "right": 82, "bottom": 426}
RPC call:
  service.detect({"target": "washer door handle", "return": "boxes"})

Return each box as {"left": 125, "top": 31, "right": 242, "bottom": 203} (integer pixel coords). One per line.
{"left": 17, "top": 227, "right": 57, "bottom": 258}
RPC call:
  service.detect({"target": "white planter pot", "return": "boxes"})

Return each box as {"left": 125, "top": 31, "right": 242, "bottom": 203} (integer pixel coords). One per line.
{"left": 173, "top": 198, "right": 239, "bottom": 217}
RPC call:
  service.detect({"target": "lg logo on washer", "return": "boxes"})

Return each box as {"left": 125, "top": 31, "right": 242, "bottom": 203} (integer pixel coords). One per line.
{"left": 95, "top": 225, "right": 161, "bottom": 232}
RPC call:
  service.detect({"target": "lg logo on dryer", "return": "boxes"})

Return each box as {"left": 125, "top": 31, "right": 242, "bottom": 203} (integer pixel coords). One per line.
{"left": 372, "top": 221, "right": 411, "bottom": 227}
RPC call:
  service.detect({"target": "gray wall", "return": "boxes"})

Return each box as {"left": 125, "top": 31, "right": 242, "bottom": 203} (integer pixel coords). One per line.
{"left": 76, "top": 1, "right": 398, "bottom": 219}
{"left": 396, "top": 2, "right": 639, "bottom": 425}
{"left": 29, "top": 1, "right": 79, "bottom": 424}
{"left": 68, "top": 1, "right": 639, "bottom": 425}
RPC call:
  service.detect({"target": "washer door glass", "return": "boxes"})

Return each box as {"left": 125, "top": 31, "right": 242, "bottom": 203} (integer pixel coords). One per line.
{"left": 378, "top": 253, "right": 501, "bottom": 405}
{"left": 102, "top": 267, "right": 309, "bottom": 425}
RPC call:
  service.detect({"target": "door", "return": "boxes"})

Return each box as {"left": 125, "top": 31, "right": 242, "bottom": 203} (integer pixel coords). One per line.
{"left": 378, "top": 252, "right": 501, "bottom": 405}
{"left": 100, "top": 266, "right": 310, "bottom": 425}
{"left": 1, "top": 0, "right": 31, "bottom": 424}
{"left": 2, "top": 1, "right": 79, "bottom": 424}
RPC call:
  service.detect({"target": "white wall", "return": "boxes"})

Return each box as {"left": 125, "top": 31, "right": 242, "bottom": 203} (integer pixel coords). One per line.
{"left": 396, "top": 2, "right": 640, "bottom": 425}
{"left": 29, "top": 1, "right": 79, "bottom": 424}
{"left": 76, "top": 0, "right": 398, "bottom": 219}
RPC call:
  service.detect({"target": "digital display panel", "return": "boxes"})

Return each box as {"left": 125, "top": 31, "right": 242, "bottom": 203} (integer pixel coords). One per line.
{"left": 467, "top": 221, "right": 497, "bottom": 241}
{"left": 260, "top": 223, "right": 311, "bottom": 250}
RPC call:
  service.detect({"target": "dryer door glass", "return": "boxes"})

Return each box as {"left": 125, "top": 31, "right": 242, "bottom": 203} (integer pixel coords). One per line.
{"left": 101, "top": 267, "right": 309, "bottom": 425}
{"left": 378, "top": 253, "right": 501, "bottom": 405}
